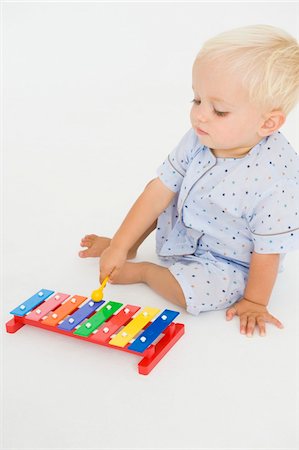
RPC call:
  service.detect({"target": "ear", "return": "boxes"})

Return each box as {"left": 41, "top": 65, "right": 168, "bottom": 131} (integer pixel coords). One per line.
{"left": 258, "top": 110, "right": 286, "bottom": 137}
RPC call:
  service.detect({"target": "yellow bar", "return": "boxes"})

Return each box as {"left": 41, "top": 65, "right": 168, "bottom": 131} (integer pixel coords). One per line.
{"left": 109, "top": 307, "right": 160, "bottom": 348}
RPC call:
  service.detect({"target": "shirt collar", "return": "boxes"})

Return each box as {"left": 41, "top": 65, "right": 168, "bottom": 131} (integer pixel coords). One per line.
{"left": 194, "top": 135, "right": 271, "bottom": 161}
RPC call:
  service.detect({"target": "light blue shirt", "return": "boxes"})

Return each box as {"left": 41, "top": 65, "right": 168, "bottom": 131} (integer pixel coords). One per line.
{"left": 157, "top": 128, "right": 299, "bottom": 270}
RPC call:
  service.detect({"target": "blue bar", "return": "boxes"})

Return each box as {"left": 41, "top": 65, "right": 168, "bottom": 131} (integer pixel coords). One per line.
{"left": 128, "top": 309, "right": 179, "bottom": 353}
{"left": 10, "top": 289, "right": 55, "bottom": 317}
{"left": 57, "top": 299, "right": 105, "bottom": 331}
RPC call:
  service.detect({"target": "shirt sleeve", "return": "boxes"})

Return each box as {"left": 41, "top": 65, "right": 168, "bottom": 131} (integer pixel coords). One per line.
{"left": 247, "top": 178, "right": 299, "bottom": 254}
{"left": 156, "top": 128, "right": 200, "bottom": 192}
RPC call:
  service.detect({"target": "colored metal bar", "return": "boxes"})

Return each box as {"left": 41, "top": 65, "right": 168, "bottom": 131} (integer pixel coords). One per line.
{"left": 26, "top": 293, "right": 70, "bottom": 321}
{"left": 109, "top": 307, "right": 160, "bottom": 348}
{"left": 42, "top": 295, "right": 87, "bottom": 326}
{"left": 90, "top": 304, "right": 140, "bottom": 344}
{"left": 74, "top": 301, "right": 123, "bottom": 337}
{"left": 6, "top": 290, "right": 185, "bottom": 375}
{"left": 10, "top": 289, "right": 54, "bottom": 317}
{"left": 128, "top": 309, "right": 179, "bottom": 353}
{"left": 6, "top": 311, "right": 185, "bottom": 375}
{"left": 58, "top": 299, "right": 104, "bottom": 331}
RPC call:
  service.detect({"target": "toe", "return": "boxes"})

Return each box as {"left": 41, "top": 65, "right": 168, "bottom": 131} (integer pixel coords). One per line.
{"left": 79, "top": 249, "right": 91, "bottom": 258}
{"left": 80, "top": 234, "right": 96, "bottom": 247}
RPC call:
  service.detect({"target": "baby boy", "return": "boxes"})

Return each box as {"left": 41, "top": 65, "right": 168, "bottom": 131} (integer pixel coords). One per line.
{"left": 79, "top": 25, "right": 299, "bottom": 337}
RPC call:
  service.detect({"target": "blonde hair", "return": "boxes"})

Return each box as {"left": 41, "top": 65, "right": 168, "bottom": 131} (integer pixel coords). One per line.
{"left": 196, "top": 25, "right": 299, "bottom": 115}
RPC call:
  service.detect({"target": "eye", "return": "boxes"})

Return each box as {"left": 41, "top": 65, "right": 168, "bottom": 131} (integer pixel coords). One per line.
{"left": 191, "top": 99, "right": 228, "bottom": 117}
{"left": 191, "top": 98, "right": 201, "bottom": 105}
{"left": 213, "top": 109, "right": 228, "bottom": 117}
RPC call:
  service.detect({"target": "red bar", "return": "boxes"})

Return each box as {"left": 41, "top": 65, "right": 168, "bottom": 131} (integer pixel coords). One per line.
{"left": 89, "top": 304, "right": 140, "bottom": 343}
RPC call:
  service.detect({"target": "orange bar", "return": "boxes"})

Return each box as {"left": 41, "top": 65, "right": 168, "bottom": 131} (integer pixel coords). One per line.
{"left": 42, "top": 295, "right": 87, "bottom": 326}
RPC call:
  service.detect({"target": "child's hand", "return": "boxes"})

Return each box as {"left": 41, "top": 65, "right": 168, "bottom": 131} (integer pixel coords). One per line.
{"left": 99, "top": 246, "right": 127, "bottom": 284}
{"left": 226, "top": 297, "right": 284, "bottom": 337}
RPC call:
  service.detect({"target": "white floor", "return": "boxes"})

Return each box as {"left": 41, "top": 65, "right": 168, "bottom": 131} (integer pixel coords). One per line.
{"left": 2, "top": 3, "right": 299, "bottom": 450}
{"left": 3, "top": 233, "right": 299, "bottom": 450}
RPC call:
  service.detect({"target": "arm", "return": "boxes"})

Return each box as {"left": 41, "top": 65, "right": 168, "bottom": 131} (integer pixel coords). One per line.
{"left": 99, "top": 177, "right": 176, "bottom": 281}
{"left": 243, "top": 252, "right": 280, "bottom": 306}
{"left": 226, "top": 252, "right": 284, "bottom": 336}
{"left": 110, "top": 177, "right": 176, "bottom": 253}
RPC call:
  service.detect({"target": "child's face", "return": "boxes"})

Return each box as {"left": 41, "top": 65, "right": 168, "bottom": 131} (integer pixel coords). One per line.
{"left": 191, "top": 58, "right": 269, "bottom": 157}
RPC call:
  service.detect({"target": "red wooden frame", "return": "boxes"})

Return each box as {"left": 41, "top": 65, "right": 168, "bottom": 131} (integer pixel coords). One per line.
{"left": 6, "top": 314, "right": 185, "bottom": 375}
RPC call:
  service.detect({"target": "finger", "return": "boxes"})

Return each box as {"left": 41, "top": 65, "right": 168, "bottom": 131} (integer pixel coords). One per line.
{"left": 100, "top": 263, "right": 114, "bottom": 280}
{"left": 108, "top": 267, "right": 119, "bottom": 283}
{"left": 265, "top": 314, "right": 284, "bottom": 329}
{"left": 226, "top": 307, "right": 236, "bottom": 321}
{"left": 101, "top": 276, "right": 110, "bottom": 288}
{"left": 99, "top": 268, "right": 111, "bottom": 284}
{"left": 256, "top": 316, "right": 266, "bottom": 337}
{"left": 246, "top": 316, "right": 256, "bottom": 337}
{"left": 239, "top": 314, "right": 248, "bottom": 335}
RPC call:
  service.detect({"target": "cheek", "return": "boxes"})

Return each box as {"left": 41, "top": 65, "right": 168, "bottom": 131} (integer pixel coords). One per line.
{"left": 218, "top": 116, "right": 243, "bottom": 133}
{"left": 212, "top": 118, "right": 242, "bottom": 144}
{"left": 213, "top": 118, "right": 234, "bottom": 135}
{"left": 190, "top": 106, "right": 196, "bottom": 122}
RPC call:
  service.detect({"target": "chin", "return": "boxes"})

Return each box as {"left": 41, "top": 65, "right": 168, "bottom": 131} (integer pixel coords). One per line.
{"left": 196, "top": 133, "right": 211, "bottom": 144}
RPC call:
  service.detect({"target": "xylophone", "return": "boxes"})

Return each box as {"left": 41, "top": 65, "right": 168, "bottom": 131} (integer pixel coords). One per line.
{"left": 6, "top": 289, "right": 185, "bottom": 375}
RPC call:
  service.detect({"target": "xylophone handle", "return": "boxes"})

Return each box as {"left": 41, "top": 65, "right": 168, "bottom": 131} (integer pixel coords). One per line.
{"left": 6, "top": 317, "right": 25, "bottom": 334}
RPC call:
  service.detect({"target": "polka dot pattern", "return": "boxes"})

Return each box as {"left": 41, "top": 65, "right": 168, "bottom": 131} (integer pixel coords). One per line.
{"left": 159, "top": 252, "right": 247, "bottom": 316}
{"left": 156, "top": 128, "right": 299, "bottom": 316}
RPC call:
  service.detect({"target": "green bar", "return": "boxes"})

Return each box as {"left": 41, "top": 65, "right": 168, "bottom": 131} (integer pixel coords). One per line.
{"left": 73, "top": 301, "right": 123, "bottom": 337}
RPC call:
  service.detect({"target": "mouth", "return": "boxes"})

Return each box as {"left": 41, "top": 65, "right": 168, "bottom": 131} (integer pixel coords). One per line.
{"left": 195, "top": 126, "right": 209, "bottom": 136}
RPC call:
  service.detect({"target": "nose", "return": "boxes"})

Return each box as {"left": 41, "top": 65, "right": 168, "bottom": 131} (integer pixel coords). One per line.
{"left": 193, "top": 102, "right": 209, "bottom": 123}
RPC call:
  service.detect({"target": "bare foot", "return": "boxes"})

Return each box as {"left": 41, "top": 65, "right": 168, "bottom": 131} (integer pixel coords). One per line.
{"left": 79, "top": 234, "right": 137, "bottom": 259}
{"left": 79, "top": 234, "right": 110, "bottom": 258}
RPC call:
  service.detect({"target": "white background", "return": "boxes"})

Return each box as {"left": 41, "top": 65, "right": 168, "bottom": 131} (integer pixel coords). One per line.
{"left": 1, "top": 2, "right": 299, "bottom": 449}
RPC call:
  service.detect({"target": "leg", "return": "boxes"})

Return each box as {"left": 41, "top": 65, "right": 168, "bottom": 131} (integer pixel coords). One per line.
{"left": 110, "top": 261, "right": 186, "bottom": 309}
{"left": 142, "top": 262, "right": 186, "bottom": 309}
{"left": 6, "top": 317, "right": 25, "bottom": 333}
{"left": 79, "top": 220, "right": 157, "bottom": 259}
